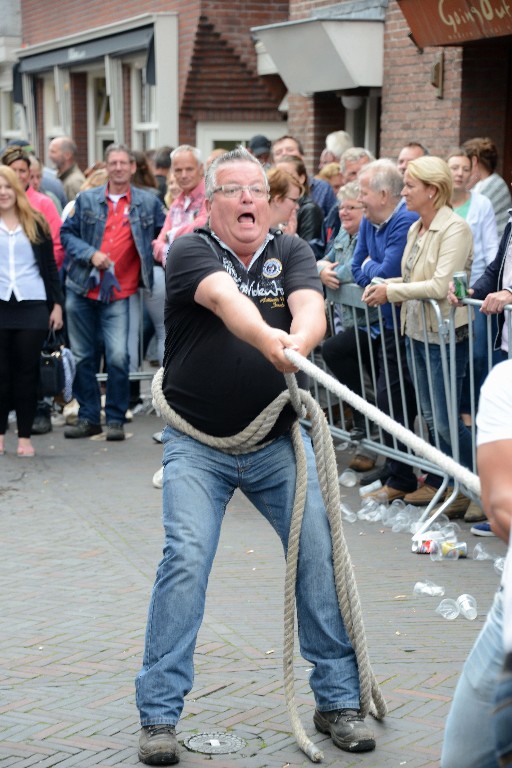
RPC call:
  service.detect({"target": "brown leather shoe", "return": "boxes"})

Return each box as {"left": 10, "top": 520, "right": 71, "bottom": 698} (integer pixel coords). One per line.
{"left": 362, "top": 484, "right": 406, "bottom": 502}
{"left": 430, "top": 492, "right": 470, "bottom": 519}
{"left": 348, "top": 454, "right": 376, "bottom": 472}
{"left": 404, "top": 484, "right": 444, "bottom": 506}
{"left": 463, "top": 500, "right": 486, "bottom": 523}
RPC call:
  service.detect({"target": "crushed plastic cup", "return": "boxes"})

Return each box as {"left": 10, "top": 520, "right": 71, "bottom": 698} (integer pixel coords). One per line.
{"left": 494, "top": 557, "right": 506, "bottom": 575}
{"left": 413, "top": 580, "right": 445, "bottom": 597}
{"left": 435, "top": 598, "right": 460, "bottom": 620}
{"left": 457, "top": 593, "right": 477, "bottom": 620}
{"left": 429, "top": 513, "right": 451, "bottom": 531}
{"left": 405, "top": 506, "right": 424, "bottom": 534}
{"left": 472, "top": 543, "right": 494, "bottom": 561}
{"left": 381, "top": 506, "right": 399, "bottom": 528}
{"left": 440, "top": 522, "right": 462, "bottom": 539}
{"left": 391, "top": 509, "right": 414, "bottom": 533}
{"left": 339, "top": 469, "right": 357, "bottom": 487}
{"left": 340, "top": 502, "right": 357, "bottom": 523}
{"left": 359, "top": 479, "right": 382, "bottom": 497}
{"left": 357, "top": 498, "right": 382, "bottom": 521}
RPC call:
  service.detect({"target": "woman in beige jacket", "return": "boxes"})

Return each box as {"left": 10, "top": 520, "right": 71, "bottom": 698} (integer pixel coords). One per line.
{"left": 362, "top": 156, "right": 474, "bottom": 512}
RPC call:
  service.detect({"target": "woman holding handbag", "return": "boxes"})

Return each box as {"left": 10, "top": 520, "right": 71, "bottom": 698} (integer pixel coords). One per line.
{"left": 0, "top": 165, "right": 64, "bottom": 457}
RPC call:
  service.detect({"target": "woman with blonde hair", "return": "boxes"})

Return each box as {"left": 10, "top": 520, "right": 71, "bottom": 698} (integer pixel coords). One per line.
{"left": 266, "top": 166, "right": 303, "bottom": 235}
{"left": 0, "top": 165, "right": 64, "bottom": 457}
{"left": 316, "top": 162, "right": 344, "bottom": 195}
{"left": 363, "top": 155, "right": 474, "bottom": 516}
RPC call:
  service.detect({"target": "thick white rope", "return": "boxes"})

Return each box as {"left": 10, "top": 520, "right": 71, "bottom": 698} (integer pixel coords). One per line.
{"left": 284, "top": 348, "right": 481, "bottom": 499}
{"left": 151, "top": 367, "right": 387, "bottom": 763}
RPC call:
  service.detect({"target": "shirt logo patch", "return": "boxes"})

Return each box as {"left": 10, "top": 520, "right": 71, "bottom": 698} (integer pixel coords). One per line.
{"left": 262, "top": 258, "right": 282, "bottom": 279}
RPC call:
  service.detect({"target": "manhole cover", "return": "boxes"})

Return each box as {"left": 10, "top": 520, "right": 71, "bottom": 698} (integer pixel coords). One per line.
{"left": 185, "top": 732, "right": 246, "bottom": 754}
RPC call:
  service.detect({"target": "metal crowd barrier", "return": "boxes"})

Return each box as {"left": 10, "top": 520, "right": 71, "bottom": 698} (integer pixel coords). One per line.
{"left": 312, "top": 282, "right": 512, "bottom": 518}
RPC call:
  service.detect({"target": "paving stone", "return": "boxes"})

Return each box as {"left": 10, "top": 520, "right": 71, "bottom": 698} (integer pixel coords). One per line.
{"left": 0, "top": 412, "right": 505, "bottom": 767}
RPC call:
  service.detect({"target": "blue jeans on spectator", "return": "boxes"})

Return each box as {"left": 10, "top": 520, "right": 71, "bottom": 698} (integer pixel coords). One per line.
{"left": 441, "top": 589, "right": 504, "bottom": 768}
{"left": 493, "top": 659, "right": 512, "bottom": 767}
{"left": 65, "top": 289, "right": 129, "bottom": 425}
{"left": 460, "top": 311, "right": 501, "bottom": 415}
{"left": 136, "top": 425, "right": 361, "bottom": 725}
{"left": 406, "top": 337, "right": 473, "bottom": 482}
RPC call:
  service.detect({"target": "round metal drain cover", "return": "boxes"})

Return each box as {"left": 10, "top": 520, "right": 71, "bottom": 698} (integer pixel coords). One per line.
{"left": 185, "top": 732, "right": 246, "bottom": 754}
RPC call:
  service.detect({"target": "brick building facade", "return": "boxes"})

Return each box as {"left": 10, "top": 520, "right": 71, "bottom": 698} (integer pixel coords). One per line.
{"left": 253, "top": 0, "right": 512, "bottom": 183}
{"left": 5, "top": 0, "right": 512, "bottom": 182}
{"left": 11, "top": 0, "right": 289, "bottom": 168}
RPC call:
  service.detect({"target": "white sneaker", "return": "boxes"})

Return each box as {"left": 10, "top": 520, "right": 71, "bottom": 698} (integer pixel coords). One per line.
{"left": 152, "top": 431, "right": 163, "bottom": 443}
{"left": 152, "top": 467, "right": 164, "bottom": 489}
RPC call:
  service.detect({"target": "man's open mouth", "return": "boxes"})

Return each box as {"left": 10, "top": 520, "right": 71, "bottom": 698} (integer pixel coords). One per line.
{"left": 238, "top": 213, "right": 255, "bottom": 223}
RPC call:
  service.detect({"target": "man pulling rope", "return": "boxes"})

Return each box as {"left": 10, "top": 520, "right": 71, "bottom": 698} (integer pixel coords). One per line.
{"left": 136, "top": 147, "right": 384, "bottom": 765}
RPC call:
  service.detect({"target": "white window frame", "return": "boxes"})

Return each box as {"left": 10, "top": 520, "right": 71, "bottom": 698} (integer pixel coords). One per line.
{"left": 130, "top": 58, "right": 158, "bottom": 150}
{"left": 196, "top": 121, "right": 287, "bottom": 164}
{"left": 86, "top": 68, "right": 116, "bottom": 163}
{"left": 42, "top": 73, "right": 65, "bottom": 152}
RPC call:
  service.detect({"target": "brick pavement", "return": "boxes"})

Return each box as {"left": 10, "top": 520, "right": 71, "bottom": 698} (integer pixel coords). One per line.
{"left": 0, "top": 410, "right": 506, "bottom": 767}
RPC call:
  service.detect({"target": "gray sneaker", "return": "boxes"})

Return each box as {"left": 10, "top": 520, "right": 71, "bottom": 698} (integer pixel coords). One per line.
{"left": 313, "top": 708, "right": 375, "bottom": 753}
{"left": 106, "top": 422, "right": 125, "bottom": 441}
{"left": 138, "top": 725, "right": 180, "bottom": 765}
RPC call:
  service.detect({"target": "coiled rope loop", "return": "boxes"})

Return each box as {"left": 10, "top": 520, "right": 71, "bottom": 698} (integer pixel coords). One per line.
{"left": 152, "top": 365, "right": 387, "bottom": 763}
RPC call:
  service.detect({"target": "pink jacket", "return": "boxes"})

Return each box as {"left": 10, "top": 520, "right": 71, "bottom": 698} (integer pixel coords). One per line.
{"left": 27, "top": 186, "right": 65, "bottom": 270}
{"left": 152, "top": 179, "right": 208, "bottom": 265}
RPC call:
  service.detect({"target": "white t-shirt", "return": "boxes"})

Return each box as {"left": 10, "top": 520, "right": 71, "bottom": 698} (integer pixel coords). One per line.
{"left": 476, "top": 358, "right": 512, "bottom": 652}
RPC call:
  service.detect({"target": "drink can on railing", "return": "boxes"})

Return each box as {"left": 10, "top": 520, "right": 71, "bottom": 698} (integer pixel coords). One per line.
{"left": 453, "top": 271, "right": 468, "bottom": 300}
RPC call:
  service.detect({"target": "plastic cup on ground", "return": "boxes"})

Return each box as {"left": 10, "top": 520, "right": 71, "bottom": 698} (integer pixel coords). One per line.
{"left": 340, "top": 503, "right": 357, "bottom": 523}
{"left": 359, "top": 479, "right": 382, "bottom": 496}
{"left": 457, "top": 593, "right": 477, "bottom": 620}
{"left": 436, "top": 598, "right": 460, "bottom": 620}
{"left": 472, "top": 543, "right": 494, "bottom": 561}
{"left": 339, "top": 469, "right": 357, "bottom": 487}
{"left": 413, "top": 580, "right": 445, "bottom": 597}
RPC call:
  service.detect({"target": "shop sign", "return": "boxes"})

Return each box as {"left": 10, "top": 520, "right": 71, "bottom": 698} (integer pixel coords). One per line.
{"left": 397, "top": 0, "right": 512, "bottom": 46}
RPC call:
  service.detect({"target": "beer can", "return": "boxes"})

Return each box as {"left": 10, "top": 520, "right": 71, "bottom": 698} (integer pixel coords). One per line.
{"left": 412, "top": 539, "right": 436, "bottom": 554}
{"left": 453, "top": 271, "right": 468, "bottom": 300}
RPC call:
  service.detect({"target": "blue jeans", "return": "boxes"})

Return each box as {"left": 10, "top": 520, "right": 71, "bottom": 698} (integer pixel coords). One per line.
{"left": 493, "top": 661, "right": 512, "bottom": 766}
{"left": 406, "top": 338, "right": 473, "bottom": 480}
{"left": 441, "top": 589, "right": 504, "bottom": 768}
{"left": 65, "top": 289, "right": 129, "bottom": 425}
{"left": 136, "top": 426, "right": 360, "bottom": 725}
{"left": 460, "top": 312, "right": 501, "bottom": 414}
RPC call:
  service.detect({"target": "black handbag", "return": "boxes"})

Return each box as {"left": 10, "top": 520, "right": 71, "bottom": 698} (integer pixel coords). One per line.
{"left": 39, "top": 330, "right": 65, "bottom": 398}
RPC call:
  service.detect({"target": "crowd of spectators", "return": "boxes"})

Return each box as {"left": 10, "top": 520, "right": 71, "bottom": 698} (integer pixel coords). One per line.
{"left": 1, "top": 130, "right": 510, "bottom": 508}
{"left": 1, "top": 128, "right": 511, "bottom": 767}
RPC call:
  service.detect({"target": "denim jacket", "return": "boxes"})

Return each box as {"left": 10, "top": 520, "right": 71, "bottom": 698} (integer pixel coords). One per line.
{"left": 61, "top": 184, "right": 166, "bottom": 296}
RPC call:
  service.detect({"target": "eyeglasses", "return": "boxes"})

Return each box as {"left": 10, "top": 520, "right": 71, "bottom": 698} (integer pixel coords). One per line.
{"left": 339, "top": 204, "right": 364, "bottom": 212}
{"left": 212, "top": 184, "right": 268, "bottom": 199}
{"left": 286, "top": 195, "right": 301, "bottom": 204}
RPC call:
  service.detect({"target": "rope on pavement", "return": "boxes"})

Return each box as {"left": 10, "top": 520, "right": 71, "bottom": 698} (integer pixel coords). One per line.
{"left": 152, "top": 365, "right": 387, "bottom": 763}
